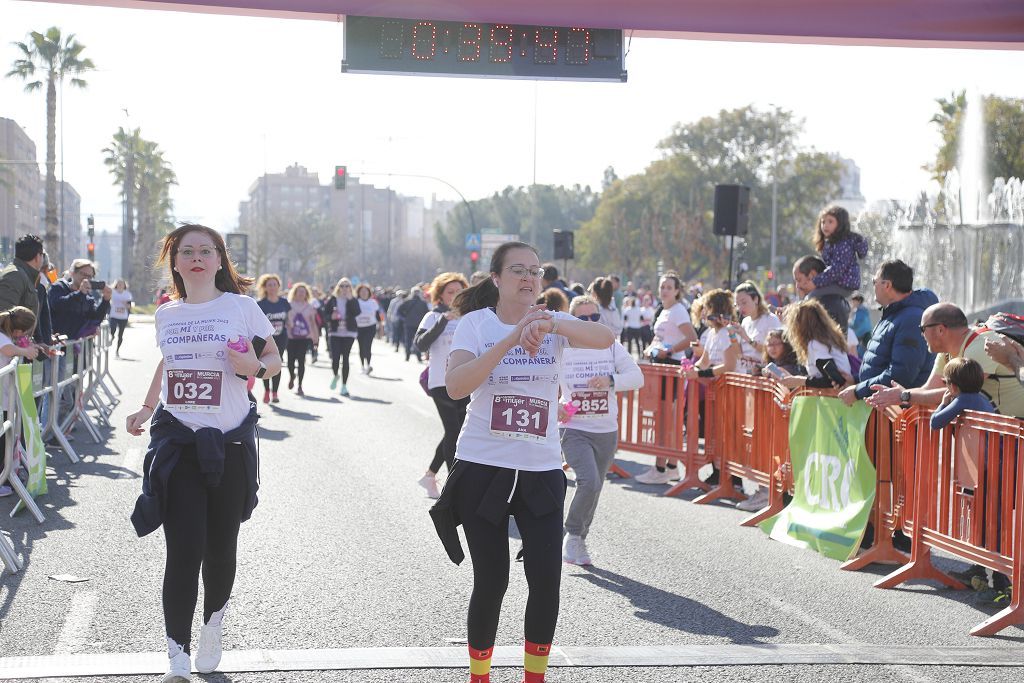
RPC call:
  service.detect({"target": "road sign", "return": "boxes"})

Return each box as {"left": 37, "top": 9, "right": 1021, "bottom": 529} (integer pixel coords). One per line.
{"left": 480, "top": 233, "right": 519, "bottom": 265}
{"left": 225, "top": 233, "right": 249, "bottom": 274}
{"left": 464, "top": 233, "right": 481, "bottom": 250}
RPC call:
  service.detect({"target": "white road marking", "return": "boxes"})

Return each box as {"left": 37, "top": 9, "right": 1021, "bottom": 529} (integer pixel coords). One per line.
{"left": 53, "top": 591, "right": 98, "bottom": 656}
{"left": 121, "top": 447, "right": 144, "bottom": 474}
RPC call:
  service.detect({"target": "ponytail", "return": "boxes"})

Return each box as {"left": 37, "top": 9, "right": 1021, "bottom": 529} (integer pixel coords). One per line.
{"left": 453, "top": 278, "right": 498, "bottom": 316}
{"left": 0, "top": 305, "right": 36, "bottom": 338}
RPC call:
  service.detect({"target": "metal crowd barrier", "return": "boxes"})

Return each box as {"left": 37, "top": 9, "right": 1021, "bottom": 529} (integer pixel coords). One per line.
{"left": 0, "top": 322, "right": 121, "bottom": 574}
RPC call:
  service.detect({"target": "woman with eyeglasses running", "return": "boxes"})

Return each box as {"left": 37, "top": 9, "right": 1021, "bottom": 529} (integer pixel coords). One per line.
{"left": 558, "top": 295, "right": 642, "bottom": 566}
{"left": 125, "top": 225, "right": 282, "bottom": 683}
{"left": 431, "top": 242, "right": 614, "bottom": 683}
{"left": 255, "top": 274, "right": 290, "bottom": 403}
{"left": 635, "top": 273, "right": 698, "bottom": 485}
{"left": 414, "top": 272, "right": 470, "bottom": 498}
{"left": 322, "top": 278, "right": 359, "bottom": 396}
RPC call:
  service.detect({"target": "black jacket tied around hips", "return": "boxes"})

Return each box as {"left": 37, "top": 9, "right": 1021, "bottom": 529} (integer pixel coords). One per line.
{"left": 131, "top": 403, "right": 261, "bottom": 537}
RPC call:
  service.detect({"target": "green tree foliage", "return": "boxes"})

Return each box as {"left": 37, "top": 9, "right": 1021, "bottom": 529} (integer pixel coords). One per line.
{"left": 436, "top": 184, "right": 597, "bottom": 270}
{"left": 577, "top": 106, "right": 842, "bottom": 284}
{"left": 927, "top": 91, "right": 1024, "bottom": 182}
{"left": 103, "top": 128, "right": 176, "bottom": 294}
{"left": 6, "top": 27, "right": 94, "bottom": 265}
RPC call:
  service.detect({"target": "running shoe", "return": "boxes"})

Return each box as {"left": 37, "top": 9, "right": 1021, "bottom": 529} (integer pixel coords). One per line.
{"left": 736, "top": 488, "right": 770, "bottom": 512}
{"left": 162, "top": 638, "right": 191, "bottom": 682}
{"left": 366, "top": 366, "right": 373, "bottom": 375}
{"left": 562, "top": 534, "right": 592, "bottom": 565}
{"left": 271, "top": 392, "right": 280, "bottom": 403}
{"left": 976, "top": 586, "right": 1012, "bottom": 605}
{"left": 340, "top": 384, "right": 350, "bottom": 397}
{"left": 950, "top": 564, "right": 987, "bottom": 587}
{"left": 330, "top": 376, "right": 338, "bottom": 390}
{"left": 296, "top": 387, "right": 304, "bottom": 396}
{"left": 262, "top": 391, "right": 270, "bottom": 404}
{"left": 195, "top": 605, "right": 225, "bottom": 673}
{"left": 634, "top": 467, "right": 674, "bottom": 485}
{"left": 0, "top": 485, "right": 12, "bottom": 497}
{"left": 418, "top": 474, "right": 441, "bottom": 499}
{"left": 288, "top": 377, "right": 295, "bottom": 390}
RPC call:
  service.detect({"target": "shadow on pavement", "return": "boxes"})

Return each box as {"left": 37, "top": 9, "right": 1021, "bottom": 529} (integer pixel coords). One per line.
{"left": 365, "top": 375, "right": 402, "bottom": 382}
{"left": 344, "top": 396, "right": 392, "bottom": 405}
{"left": 295, "top": 395, "right": 341, "bottom": 404}
{"left": 256, "top": 427, "right": 289, "bottom": 441}
{"left": 266, "top": 407, "right": 321, "bottom": 421}
{"left": 572, "top": 566, "right": 780, "bottom": 644}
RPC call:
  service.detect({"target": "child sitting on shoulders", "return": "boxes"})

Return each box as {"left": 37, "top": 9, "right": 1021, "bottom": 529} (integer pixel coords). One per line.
{"left": 812, "top": 205, "right": 868, "bottom": 299}
{"left": 930, "top": 357, "right": 996, "bottom": 430}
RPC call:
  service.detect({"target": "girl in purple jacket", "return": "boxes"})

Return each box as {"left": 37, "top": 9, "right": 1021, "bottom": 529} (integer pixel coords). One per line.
{"left": 812, "top": 205, "right": 869, "bottom": 298}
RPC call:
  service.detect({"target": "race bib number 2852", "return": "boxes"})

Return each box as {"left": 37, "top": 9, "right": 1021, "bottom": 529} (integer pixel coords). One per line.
{"left": 166, "top": 369, "right": 223, "bottom": 412}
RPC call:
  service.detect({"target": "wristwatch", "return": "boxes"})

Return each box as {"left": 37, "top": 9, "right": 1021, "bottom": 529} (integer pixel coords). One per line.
{"left": 254, "top": 361, "right": 267, "bottom": 379}
{"left": 899, "top": 390, "right": 911, "bottom": 409}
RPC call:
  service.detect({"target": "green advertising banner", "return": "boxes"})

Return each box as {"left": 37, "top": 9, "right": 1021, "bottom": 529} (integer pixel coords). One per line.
{"left": 16, "top": 363, "right": 47, "bottom": 499}
{"left": 760, "top": 397, "right": 875, "bottom": 561}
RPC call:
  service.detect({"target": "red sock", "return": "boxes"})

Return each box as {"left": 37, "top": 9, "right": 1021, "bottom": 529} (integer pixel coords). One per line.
{"left": 469, "top": 645, "right": 492, "bottom": 683}
{"left": 524, "top": 640, "right": 551, "bottom": 682}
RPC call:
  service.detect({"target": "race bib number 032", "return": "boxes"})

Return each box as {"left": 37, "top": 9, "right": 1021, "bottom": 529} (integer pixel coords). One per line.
{"left": 570, "top": 390, "right": 610, "bottom": 418}
{"left": 166, "top": 369, "right": 223, "bottom": 412}
{"left": 490, "top": 395, "right": 549, "bottom": 442}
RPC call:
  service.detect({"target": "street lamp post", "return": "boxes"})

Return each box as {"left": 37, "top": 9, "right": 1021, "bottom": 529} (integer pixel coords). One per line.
{"left": 770, "top": 104, "right": 779, "bottom": 279}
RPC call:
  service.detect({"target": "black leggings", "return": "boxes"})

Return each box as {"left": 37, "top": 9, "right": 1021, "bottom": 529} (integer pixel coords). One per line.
{"left": 287, "top": 339, "right": 311, "bottom": 385}
{"left": 453, "top": 462, "right": 565, "bottom": 650}
{"left": 357, "top": 325, "right": 376, "bottom": 367}
{"left": 329, "top": 336, "right": 356, "bottom": 383}
{"left": 263, "top": 335, "right": 287, "bottom": 393}
{"left": 624, "top": 327, "right": 643, "bottom": 355}
{"left": 162, "top": 444, "right": 247, "bottom": 652}
{"left": 109, "top": 318, "right": 128, "bottom": 351}
{"left": 428, "top": 386, "right": 468, "bottom": 474}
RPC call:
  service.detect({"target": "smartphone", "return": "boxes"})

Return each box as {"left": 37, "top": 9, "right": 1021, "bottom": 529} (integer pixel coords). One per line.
{"left": 764, "top": 362, "right": 785, "bottom": 378}
{"left": 816, "top": 358, "right": 846, "bottom": 387}
{"left": 90, "top": 279, "right": 107, "bottom": 290}
{"left": 235, "top": 335, "right": 268, "bottom": 379}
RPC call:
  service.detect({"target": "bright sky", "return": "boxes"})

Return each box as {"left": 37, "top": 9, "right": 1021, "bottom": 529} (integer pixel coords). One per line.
{"left": 3, "top": 1, "right": 1024, "bottom": 234}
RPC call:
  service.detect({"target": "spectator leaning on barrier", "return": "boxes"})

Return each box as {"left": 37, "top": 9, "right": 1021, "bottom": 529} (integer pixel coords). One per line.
{"left": 865, "top": 303, "right": 1024, "bottom": 420}
{"left": 836, "top": 260, "right": 938, "bottom": 407}
{"left": 791, "top": 255, "right": 851, "bottom": 334}
{"left": 928, "top": 357, "right": 996, "bottom": 430}
{"left": 48, "top": 259, "right": 112, "bottom": 340}
{"left": 0, "top": 234, "right": 45, "bottom": 318}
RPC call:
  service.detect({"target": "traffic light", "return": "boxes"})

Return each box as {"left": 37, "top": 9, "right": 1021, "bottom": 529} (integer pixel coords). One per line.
{"left": 87, "top": 214, "right": 95, "bottom": 242}
{"left": 766, "top": 270, "right": 775, "bottom": 281}
{"left": 87, "top": 242, "right": 95, "bottom": 260}
{"left": 334, "top": 166, "right": 347, "bottom": 190}
{"left": 470, "top": 250, "right": 479, "bottom": 265}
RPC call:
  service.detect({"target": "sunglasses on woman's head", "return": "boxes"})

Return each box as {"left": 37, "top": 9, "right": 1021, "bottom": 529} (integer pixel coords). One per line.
{"left": 576, "top": 313, "right": 601, "bottom": 322}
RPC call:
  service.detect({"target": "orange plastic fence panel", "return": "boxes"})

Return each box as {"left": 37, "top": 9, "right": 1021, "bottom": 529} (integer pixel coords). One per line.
{"left": 875, "top": 409, "right": 1024, "bottom": 637}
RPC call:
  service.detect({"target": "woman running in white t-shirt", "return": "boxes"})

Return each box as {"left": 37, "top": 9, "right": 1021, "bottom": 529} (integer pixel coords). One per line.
{"left": 353, "top": 283, "right": 381, "bottom": 374}
{"left": 125, "top": 225, "right": 282, "bottom": 683}
{"left": 108, "top": 279, "right": 133, "bottom": 357}
{"left": 432, "top": 241, "right": 613, "bottom": 683}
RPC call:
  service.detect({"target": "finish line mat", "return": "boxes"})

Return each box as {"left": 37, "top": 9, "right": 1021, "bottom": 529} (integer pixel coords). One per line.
{"left": 2, "top": 644, "right": 1024, "bottom": 678}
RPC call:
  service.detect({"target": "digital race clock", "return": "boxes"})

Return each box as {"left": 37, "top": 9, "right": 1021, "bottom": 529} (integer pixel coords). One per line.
{"left": 342, "top": 16, "right": 626, "bottom": 82}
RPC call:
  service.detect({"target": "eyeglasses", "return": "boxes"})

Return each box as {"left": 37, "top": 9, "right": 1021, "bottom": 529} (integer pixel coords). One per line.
{"left": 178, "top": 247, "right": 217, "bottom": 260}
{"left": 576, "top": 313, "right": 601, "bottom": 322}
{"left": 506, "top": 265, "right": 543, "bottom": 279}
{"left": 919, "top": 323, "right": 942, "bottom": 333}
{"left": 338, "top": 284, "right": 352, "bottom": 288}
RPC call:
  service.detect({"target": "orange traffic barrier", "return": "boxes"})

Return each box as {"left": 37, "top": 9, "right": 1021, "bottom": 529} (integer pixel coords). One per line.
{"left": 875, "top": 408, "right": 1024, "bottom": 636}
{"left": 616, "top": 363, "right": 710, "bottom": 495}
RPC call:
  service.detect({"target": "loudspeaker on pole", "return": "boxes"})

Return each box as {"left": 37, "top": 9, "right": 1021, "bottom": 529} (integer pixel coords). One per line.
{"left": 713, "top": 185, "right": 750, "bottom": 236}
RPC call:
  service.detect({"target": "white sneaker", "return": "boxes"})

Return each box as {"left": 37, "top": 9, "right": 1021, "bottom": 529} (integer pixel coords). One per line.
{"left": 162, "top": 638, "right": 191, "bottom": 682}
{"left": 194, "top": 603, "right": 226, "bottom": 673}
{"left": 736, "top": 488, "right": 770, "bottom": 512}
{"left": 563, "top": 534, "right": 592, "bottom": 565}
{"left": 634, "top": 467, "right": 674, "bottom": 485}
{"left": 418, "top": 474, "right": 441, "bottom": 499}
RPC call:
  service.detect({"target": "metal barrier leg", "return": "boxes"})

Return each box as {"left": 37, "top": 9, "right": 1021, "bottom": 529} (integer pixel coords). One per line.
{"left": 609, "top": 462, "right": 631, "bottom": 478}
{"left": 0, "top": 532, "right": 22, "bottom": 573}
{"left": 7, "top": 473, "right": 45, "bottom": 523}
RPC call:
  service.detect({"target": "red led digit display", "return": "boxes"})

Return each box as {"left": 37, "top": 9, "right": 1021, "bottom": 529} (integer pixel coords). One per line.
{"left": 345, "top": 16, "right": 625, "bottom": 82}
{"left": 411, "top": 21, "right": 437, "bottom": 60}
{"left": 459, "top": 23, "right": 482, "bottom": 62}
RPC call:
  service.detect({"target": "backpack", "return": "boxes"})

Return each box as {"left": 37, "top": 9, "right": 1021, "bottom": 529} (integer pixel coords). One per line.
{"left": 959, "top": 313, "right": 1022, "bottom": 383}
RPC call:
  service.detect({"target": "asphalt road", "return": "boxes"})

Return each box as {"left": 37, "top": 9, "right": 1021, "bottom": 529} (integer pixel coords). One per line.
{"left": 0, "top": 320, "right": 1021, "bottom": 682}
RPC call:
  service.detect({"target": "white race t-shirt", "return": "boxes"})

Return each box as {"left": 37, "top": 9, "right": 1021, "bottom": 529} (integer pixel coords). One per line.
{"left": 356, "top": 298, "right": 380, "bottom": 328}
{"left": 703, "top": 327, "right": 734, "bottom": 366}
{"left": 560, "top": 342, "right": 637, "bottom": 434}
{"left": 805, "top": 340, "right": 852, "bottom": 379}
{"left": 652, "top": 302, "right": 692, "bottom": 361}
{"left": 622, "top": 307, "right": 643, "bottom": 329}
{"left": 156, "top": 292, "right": 275, "bottom": 432}
{"left": 739, "top": 312, "right": 782, "bottom": 374}
{"left": 110, "top": 290, "right": 133, "bottom": 320}
{"left": 418, "top": 310, "right": 459, "bottom": 390}
{"left": 452, "top": 308, "right": 573, "bottom": 471}
{"left": 640, "top": 306, "right": 655, "bottom": 326}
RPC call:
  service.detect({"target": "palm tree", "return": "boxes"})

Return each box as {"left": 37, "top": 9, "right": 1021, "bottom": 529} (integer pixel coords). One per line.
{"left": 103, "top": 127, "right": 142, "bottom": 280}
{"left": 6, "top": 27, "right": 94, "bottom": 265}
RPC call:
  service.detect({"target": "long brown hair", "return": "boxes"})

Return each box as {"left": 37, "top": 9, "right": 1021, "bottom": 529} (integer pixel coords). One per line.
{"left": 589, "top": 277, "right": 614, "bottom": 309}
{"left": 157, "top": 224, "right": 252, "bottom": 299}
{"left": 783, "top": 299, "right": 847, "bottom": 364}
{"left": 0, "top": 306, "right": 36, "bottom": 339}
{"left": 256, "top": 273, "right": 281, "bottom": 299}
{"left": 453, "top": 241, "right": 539, "bottom": 316}
{"left": 812, "top": 204, "right": 855, "bottom": 252}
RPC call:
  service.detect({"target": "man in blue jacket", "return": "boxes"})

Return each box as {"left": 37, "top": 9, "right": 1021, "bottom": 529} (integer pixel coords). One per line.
{"left": 838, "top": 259, "right": 938, "bottom": 406}
{"left": 48, "top": 258, "right": 111, "bottom": 340}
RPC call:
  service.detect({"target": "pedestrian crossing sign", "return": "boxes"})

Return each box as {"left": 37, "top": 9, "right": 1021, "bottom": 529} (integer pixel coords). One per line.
{"left": 464, "top": 233, "right": 481, "bottom": 250}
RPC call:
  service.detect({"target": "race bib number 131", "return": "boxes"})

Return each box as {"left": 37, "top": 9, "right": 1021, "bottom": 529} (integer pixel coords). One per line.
{"left": 490, "top": 395, "right": 549, "bottom": 442}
